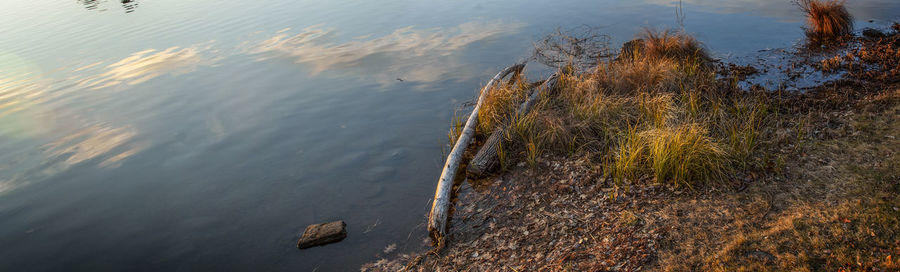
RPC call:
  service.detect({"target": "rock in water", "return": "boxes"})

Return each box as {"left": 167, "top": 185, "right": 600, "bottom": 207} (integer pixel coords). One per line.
{"left": 297, "top": 220, "right": 347, "bottom": 249}
{"left": 862, "top": 28, "right": 886, "bottom": 39}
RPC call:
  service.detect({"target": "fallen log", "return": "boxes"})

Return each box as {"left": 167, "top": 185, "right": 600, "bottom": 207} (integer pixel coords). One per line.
{"left": 428, "top": 63, "right": 525, "bottom": 238}
{"left": 467, "top": 73, "right": 560, "bottom": 176}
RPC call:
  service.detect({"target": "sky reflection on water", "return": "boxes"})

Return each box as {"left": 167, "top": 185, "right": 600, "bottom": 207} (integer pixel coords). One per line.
{"left": 0, "top": 0, "right": 897, "bottom": 271}
{"left": 250, "top": 21, "right": 524, "bottom": 85}
{"left": 77, "top": 44, "right": 220, "bottom": 89}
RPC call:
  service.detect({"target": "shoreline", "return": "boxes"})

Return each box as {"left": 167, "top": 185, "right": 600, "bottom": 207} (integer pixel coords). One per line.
{"left": 365, "top": 22, "right": 900, "bottom": 271}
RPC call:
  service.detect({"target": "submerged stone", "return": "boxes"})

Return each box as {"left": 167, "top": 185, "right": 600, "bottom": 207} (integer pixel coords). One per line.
{"left": 862, "top": 28, "right": 886, "bottom": 39}
{"left": 298, "top": 220, "right": 347, "bottom": 249}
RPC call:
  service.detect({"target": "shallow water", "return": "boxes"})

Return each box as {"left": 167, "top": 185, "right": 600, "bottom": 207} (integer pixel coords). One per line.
{"left": 0, "top": 0, "right": 897, "bottom": 271}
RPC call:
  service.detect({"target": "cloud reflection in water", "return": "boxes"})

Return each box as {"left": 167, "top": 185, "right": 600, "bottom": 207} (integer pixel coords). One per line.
{"left": 0, "top": 123, "right": 143, "bottom": 194}
{"left": 78, "top": 43, "right": 219, "bottom": 89}
{"left": 0, "top": 21, "right": 525, "bottom": 194}
{"left": 43, "top": 124, "right": 143, "bottom": 168}
{"left": 0, "top": 40, "right": 223, "bottom": 194}
{"left": 0, "top": 76, "right": 147, "bottom": 194}
{"left": 250, "top": 21, "right": 524, "bottom": 85}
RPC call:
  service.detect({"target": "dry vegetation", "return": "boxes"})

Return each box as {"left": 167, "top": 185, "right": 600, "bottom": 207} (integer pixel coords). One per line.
{"left": 478, "top": 28, "right": 760, "bottom": 190}
{"left": 364, "top": 13, "right": 900, "bottom": 271}
{"left": 821, "top": 26, "right": 900, "bottom": 83}
{"left": 658, "top": 95, "right": 900, "bottom": 271}
{"left": 367, "top": 99, "right": 899, "bottom": 270}
{"left": 797, "top": 0, "right": 854, "bottom": 44}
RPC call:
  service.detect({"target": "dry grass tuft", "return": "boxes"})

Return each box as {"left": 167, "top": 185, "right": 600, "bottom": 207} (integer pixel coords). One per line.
{"left": 477, "top": 76, "right": 532, "bottom": 133}
{"left": 611, "top": 126, "right": 646, "bottom": 183}
{"left": 637, "top": 29, "right": 711, "bottom": 63}
{"left": 798, "top": 0, "right": 854, "bottom": 43}
{"left": 644, "top": 124, "right": 727, "bottom": 187}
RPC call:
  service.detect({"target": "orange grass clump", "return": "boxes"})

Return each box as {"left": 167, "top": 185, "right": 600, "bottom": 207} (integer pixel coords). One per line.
{"left": 638, "top": 29, "right": 710, "bottom": 62}
{"left": 799, "top": 0, "right": 854, "bottom": 43}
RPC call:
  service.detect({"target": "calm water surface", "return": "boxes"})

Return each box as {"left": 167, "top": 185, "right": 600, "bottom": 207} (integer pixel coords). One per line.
{"left": 1, "top": 0, "right": 897, "bottom": 271}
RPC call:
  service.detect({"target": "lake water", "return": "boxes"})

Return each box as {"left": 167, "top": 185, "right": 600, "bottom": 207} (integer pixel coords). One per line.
{"left": 1, "top": 0, "right": 897, "bottom": 271}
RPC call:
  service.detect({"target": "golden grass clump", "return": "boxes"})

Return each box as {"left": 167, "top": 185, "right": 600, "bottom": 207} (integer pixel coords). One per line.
{"left": 611, "top": 126, "right": 647, "bottom": 183}
{"left": 608, "top": 124, "right": 729, "bottom": 187}
{"left": 464, "top": 29, "right": 769, "bottom": 188}
{"left": 603, "top": 57, "right": 682, "bottom": 93}
{"left": 602, "top": 30, "right": 715, "bottom": 94}
{"left": 638, "top": 93, "right": 675, "bottom": 128}
{"left": 477, "top": 77, "right": 532, "bottom": 133}
{"left": 643, "top": 124, "right": 727, "bottom": 187}
{"left": 637, "top": 29, "right": 711, "bottom": 63}
{"left": 799, "top": 0, "right": 854, "bottom": 43}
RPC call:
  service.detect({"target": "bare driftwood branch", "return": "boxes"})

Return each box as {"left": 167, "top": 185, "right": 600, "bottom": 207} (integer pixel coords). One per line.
{"left": 466, "top": 72, "right": 560, "bottom": 177}
{"left": 428, "top": 63, "right": 525, "bottom": 239}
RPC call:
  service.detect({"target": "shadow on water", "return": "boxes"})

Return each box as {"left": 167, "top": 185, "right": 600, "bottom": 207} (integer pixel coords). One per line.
{"left": 77, "top": 0, "right": 138, "bottom": 13}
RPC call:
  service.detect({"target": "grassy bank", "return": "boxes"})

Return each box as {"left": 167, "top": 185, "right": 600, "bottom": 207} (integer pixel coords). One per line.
{"left": 477, "top": 29, "right": 768, "bottom": 190}
{"left": 364, "top": 2, "right": 899, "bottom": 270}
{"left": 371, "top": 99, "right": 898, "bottom": 270}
